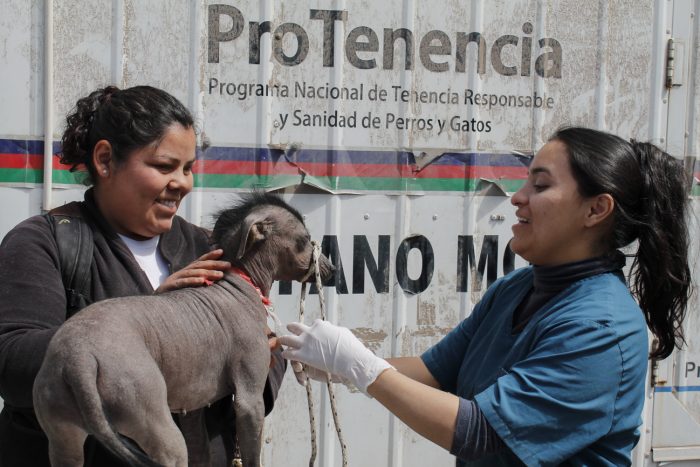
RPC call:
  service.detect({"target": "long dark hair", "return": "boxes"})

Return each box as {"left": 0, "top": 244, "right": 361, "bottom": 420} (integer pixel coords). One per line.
{"left": 60, "top": 85, "right": 194, "bottom": 184}
{"left": 551, "top": 127, "right": 691, "bottom": 359}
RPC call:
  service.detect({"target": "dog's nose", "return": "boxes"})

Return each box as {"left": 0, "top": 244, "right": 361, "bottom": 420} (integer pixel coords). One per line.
{"left": 318, "top": 262, "right": 335, "bottom": 285}
{"left": 326, "top": 267, "right": 336, "bottom": 283}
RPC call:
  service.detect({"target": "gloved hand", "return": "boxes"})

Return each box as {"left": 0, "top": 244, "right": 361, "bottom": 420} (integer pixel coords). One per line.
{"left": 279, "top": 319, "right": 394, "bottom": 394}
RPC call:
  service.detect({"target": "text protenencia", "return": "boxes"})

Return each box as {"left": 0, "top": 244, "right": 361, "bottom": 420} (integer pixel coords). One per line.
{"left": 207, "top": 6, "right": 562, "bottom": 78}
{"left": 205, "top": 5, "right": 561, "bottom": 136}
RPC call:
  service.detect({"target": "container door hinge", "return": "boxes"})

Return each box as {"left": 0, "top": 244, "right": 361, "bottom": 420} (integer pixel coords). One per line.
{"left": 666, "top": 38, "right": 686, "bottom": 89}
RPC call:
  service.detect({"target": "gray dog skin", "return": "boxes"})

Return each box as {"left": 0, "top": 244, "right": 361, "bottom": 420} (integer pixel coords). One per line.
{"left": 33, "top": 194, "right": 333, "bottom": 467}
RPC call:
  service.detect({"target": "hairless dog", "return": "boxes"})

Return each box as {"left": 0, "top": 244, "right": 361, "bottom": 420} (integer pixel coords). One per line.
{"left": 33, "top": 193, "right": 333, "bottom": 467}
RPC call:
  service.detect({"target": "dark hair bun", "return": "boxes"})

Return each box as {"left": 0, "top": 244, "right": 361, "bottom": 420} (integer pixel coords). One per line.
{"left": 60, "top": 86, "right": 120, "bottom": 168}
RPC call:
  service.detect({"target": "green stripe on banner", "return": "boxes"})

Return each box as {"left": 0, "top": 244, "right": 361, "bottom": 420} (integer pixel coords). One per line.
{"left": 0, "top": 168, "right": 43, "bottom": 184}
{"left": 0, "top": 169, "right": 85, "bottom": 185}
{"left": 195, "top": 174, "right": 526, "bottom": 192}
{"left": 53, "top": 170, "right": 87, "bottom": 185}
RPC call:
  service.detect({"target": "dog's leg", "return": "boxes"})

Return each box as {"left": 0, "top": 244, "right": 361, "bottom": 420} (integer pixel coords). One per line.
{"left": 45, "top": 423, "right": 87, "bottom": 467}
{"left": 114, "top": 379, "right": 189, "bottom": 467}
{"left": 133, "top": 414, "right": 189, "bottom": 467}
{"left": 233, "top": 388, "right": 265, "bottom": 467}
{"left": 34, "top": 370, "right": 88, "bottom": 467}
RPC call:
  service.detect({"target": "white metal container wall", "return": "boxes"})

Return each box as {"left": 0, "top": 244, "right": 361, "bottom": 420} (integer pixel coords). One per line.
{"left": 0, "top": 0, "right": 699, "bottom": 466}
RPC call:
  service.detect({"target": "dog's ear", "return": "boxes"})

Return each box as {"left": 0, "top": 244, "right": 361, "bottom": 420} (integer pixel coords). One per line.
{"left": 237, "top": 213, "right": 268, "bottom": 259}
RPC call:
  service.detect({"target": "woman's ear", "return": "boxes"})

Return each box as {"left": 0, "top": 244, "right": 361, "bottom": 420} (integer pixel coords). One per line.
{"left": 92, "top": 140, "right": 113, "bottom": 178}
{"left": 585, "top": 193, "right": 615, "bottom": 227}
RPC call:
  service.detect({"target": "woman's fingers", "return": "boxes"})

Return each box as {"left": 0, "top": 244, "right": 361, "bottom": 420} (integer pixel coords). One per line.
{"left": 278, "top": 333, "right": 304, "bottom": 350}
{"left": 182, "top": 249, "right": 231, "bottom": 274}
{"left": 280, "top": 348, "right": 299, "bottom": 361}
{"left": 176, "top": 267, "right": 226, "bottom": 280}
{"left": 188, "top": 260, "right": 231, "bottom": 272}
{"left": 268, "top": 336, "right": 281, "bottom": 352}
{"left": 156, "top": 249, "right": 231, "bottom": 293}
{"left": 286, "top": 321, "right": 311, "bottom": 336}
{"left": 196, "top": 248, "right": 224, "bottom": 261}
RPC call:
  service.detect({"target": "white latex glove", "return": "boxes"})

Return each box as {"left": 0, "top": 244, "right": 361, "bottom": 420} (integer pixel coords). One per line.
{"left": 279, "top": 319, "right": 394, "bottom": 394}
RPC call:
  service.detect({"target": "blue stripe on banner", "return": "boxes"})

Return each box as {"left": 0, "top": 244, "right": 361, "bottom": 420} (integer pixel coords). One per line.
{"left": 0, "top": 139, "right": 61, "bottom": 155}
{"left": 0, "top": 139, "right": 44, "bottom": 155}
{"left": 654, "top": 386, "right": 700, "bottom": 393}
{"left": 202, "top": 146, "right": 530, "bottom": 167}
{"left": 202, "top": 147, "right": 420, "bottom": 165}
{"left": 431, "top": 152, "right": 531, "bottom": 167}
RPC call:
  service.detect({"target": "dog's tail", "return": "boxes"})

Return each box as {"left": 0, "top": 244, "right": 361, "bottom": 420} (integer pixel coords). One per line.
{"left": 65, "top": 354, "right": 164, "bottom": 467}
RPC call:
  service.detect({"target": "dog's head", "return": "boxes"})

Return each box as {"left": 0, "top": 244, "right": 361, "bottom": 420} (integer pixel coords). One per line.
{"left": 212, "top": 193, "right": 334, "bottom": 283}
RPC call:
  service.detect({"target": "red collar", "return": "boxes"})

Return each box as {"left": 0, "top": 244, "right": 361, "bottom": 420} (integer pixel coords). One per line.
{"left": 230, "top": 267, "right": 272, "bottom": 306}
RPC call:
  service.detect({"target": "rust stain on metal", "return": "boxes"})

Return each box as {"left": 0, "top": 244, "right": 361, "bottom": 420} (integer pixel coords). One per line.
{"left": 351, "top": 327, "right": 388, "bottom": 353}
{"left": 410, "top": 326, "right": 454, "bottom": 337}
{"left": 417, "top": 300, "right": 436, "bottom": 326}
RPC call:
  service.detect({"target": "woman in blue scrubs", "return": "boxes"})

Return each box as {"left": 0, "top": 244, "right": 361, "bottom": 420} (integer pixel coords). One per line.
{"left": 279, "top": 127, "right": 692, "bottom": 466}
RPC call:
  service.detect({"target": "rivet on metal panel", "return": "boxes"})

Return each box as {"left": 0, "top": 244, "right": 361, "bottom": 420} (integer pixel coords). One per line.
{"left": 432, "top": 214, "right": 438, "bottom": 220}
{"left": 660, "top": 138, "right": 665, "bottom": 143}
{"left": 363, "top": 214, "right": 370, "bottom": 220}
{"left": 273, "top": 120, "right": 280, "bottom": 128}
{"left": 666, "top": 29, "right": 671, "bottom": 34}
{"left": 663, "top": 98, "right": 668, "bottom": 104}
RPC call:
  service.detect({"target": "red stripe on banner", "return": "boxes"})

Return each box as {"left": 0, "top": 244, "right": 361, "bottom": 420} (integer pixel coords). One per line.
{"left": 0, "top": 153, "right": 76, "bottom": 171}
{"left": 0, "top": 153, "right": 43, "bottom": 169}
{"left": 415, "top": 164, "right": 527, "bottom": 179}
{"left": 197, "top": 160, "right": 528, "bottom": 179}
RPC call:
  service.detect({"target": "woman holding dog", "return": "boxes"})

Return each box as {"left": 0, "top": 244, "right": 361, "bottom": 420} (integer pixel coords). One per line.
{"left": 0, "top": 85, "right": 286, "bottom": 466}
{"left": 280, "top": 127, "right": 692, "bottom": 466}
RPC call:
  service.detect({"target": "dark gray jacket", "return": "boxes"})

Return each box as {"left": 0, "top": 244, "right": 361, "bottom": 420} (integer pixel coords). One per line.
{"left": 0, "top": 189, "right": 285, "bottom": 466}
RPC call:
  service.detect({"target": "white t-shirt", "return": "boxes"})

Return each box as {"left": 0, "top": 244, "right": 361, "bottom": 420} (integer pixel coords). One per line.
{"left": 118, "top": 234, "right": 169, "bottom": 289}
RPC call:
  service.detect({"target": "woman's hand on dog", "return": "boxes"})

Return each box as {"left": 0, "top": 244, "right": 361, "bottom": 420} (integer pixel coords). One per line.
{"left": 155, "top": 249, "right": 231, "bottom": 293}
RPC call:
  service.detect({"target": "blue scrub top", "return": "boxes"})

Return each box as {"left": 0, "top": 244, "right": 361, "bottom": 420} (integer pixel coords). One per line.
{"left": 422, "top": 267, "right": 648, "bottom": 467}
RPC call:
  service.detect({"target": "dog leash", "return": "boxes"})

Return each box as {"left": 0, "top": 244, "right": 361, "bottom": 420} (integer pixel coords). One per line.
{"left": 297, "top": 241, "right": 348, "bottom": 467}
{"left": 230, "top": 247, "right": 349, "bottom": 466}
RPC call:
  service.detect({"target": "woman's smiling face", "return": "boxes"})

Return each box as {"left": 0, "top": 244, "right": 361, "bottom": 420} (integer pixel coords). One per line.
{"left": 510, "top": 140, "right": 599, "bottom": 266}
{"left": 94, "top": 123, "right": 196, "bottom": 239}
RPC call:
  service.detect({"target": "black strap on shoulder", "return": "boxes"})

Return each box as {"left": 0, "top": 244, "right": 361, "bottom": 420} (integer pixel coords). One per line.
{"left": 44, "top": 212, "right": 94, "bottom": 316}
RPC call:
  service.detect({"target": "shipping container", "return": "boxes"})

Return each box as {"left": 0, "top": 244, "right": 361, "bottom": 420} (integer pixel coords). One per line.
{"left": 1, "top": 0, "right": 699, "bottom": 465}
